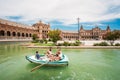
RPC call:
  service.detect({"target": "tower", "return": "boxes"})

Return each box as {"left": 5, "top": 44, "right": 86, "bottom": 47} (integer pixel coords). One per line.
{"left": 106, "top": 25, "right": 111, "bottom": 32}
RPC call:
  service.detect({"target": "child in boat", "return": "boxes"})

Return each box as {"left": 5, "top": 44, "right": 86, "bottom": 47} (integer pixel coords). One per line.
{"left": 35, "top": 51, "right": 40, "bottom": 59}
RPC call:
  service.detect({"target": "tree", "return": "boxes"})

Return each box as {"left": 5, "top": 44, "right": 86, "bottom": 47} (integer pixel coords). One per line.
{"left": 103, "top": 30, "right": 120, "bottom": 45}
{"left": 48, "top": 29, "right": 61, "bottom": 43}
{"left": 32, "top": 34, "right": 39, "bottom": 42}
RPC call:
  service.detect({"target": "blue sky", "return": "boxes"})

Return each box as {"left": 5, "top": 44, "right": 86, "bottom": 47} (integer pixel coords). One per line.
{"left": 0, "top": 0, "right": 120, "bottom": 31}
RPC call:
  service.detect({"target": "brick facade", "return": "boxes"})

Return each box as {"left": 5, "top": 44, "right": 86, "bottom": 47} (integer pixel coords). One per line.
{"left": 0, "top": 18, "right": 49, "bottom": 40}
{"left": 0, "top": 18, "right": 111, "bottom": 41}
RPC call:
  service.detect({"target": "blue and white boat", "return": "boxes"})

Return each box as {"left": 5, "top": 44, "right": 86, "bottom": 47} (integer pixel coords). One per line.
{"left": 26, "top": 54, "right": 69, "bottom": 66}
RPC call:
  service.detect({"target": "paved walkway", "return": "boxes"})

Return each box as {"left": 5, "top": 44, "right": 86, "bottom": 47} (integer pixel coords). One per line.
{"left": 27, "top": 46, "right": 120, "bottom": 49}
{"left": 81, "top": 40, "right": 120, "bottom": 46}
{"left": 0, "top": 39, "right": 32, "bottom": 42}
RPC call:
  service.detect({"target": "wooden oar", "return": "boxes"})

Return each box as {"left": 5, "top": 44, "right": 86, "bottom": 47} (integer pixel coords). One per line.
{"left": 31, "top": 62, "right": 49, "bottom": 72}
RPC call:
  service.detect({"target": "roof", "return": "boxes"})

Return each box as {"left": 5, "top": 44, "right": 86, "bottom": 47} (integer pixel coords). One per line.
{"left": 62, "top": 30, "right": 77, "bottom": 33}
{"left": 0, "top": 18, "right": 36, "bottom": 29}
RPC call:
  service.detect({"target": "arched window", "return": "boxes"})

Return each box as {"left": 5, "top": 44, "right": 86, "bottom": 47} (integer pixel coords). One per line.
{"left": 17, "top": 32, "right": 20, "bottom": 37}
{"left": 29, "top": 33, "right": 31, "bottom": 37}
{"left": 22, "top": 33, "right": 24, "bottom": 37}
{"left": 26, "top": 33, "right": 28, "bottom": 37}
{"left": 0, "top": 30, "right": 5, "bottom": 36}
{"left": 12, "top": 32, "right": 16, "bottom": 36}
{"left": 7, "top": 31, "right": 11, "bottom": 36}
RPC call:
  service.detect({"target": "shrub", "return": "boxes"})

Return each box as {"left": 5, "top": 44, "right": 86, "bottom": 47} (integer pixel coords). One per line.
{"left": 74, "top": 43, "right": 79, "bottom": 46}
{"left": 57, "top": 43, "right": 63, "bottom": 46}
{"left": 39, "top": 40, "right": 44, "bottom": 43}
{"left": 115, "top": 43, "right": 120, "bottom": 46}
{"left": 99, "top": 42, "right": 109, "bottom": 46}
{"left": 44, "top": 39, "right": 48, "bottom": 44}
{"left": 93, "top": 43, "right": 99, "bottom": 46}
{"left": 56, "top": 41, "right": 81, "bottom": 46}
{"left": 93, "top": 42, "right": 109, "bottom": 46}
{"left": 63, "top": 42, "right": 69, "bottom": 46}
{"left": 31, "top": 40, "right": 39, "bottom": 43}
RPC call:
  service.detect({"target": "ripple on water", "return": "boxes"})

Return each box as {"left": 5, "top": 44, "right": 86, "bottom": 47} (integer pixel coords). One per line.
{"left": 0, "top": 56, "right": 11, "bottom": 64}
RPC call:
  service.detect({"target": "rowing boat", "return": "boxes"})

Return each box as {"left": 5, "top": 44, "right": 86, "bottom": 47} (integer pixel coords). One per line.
{"left": 25, "top": 54, "right": 69, "bottom": 66}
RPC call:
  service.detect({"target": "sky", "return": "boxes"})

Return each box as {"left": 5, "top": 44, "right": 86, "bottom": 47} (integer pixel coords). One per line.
{"left": 0, "top": 0, "right": 120, "bottom": 31}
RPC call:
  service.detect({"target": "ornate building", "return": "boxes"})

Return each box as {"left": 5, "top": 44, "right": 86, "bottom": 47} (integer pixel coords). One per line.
{"left": 32, "top": 21, "right": 50, "bottom": 40}
{"left": 0, "top": 18, "right": 111, "bottom": 41}
{"left": 79, "top": 25, "right": 111, "bottom": 40}
{"left": 61, "top": 31, "right": 78, "bottom": 40}
{"left": 0, "top": 18, "right": 50, "bottom": 40}
{"left": 60, "top": 25, "right": 111, "bottom": 40}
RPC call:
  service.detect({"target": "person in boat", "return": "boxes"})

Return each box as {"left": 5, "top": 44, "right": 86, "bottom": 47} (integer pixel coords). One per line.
{"left": 47, "top": 47, "right": 53, "bottom": 54}
{"left": 45, "top": 47, "right": 54, "bottom": 61}
{"left": 54, "top": 49, "right": 63, "bottom": 61}
{"left": 35, "top": 51, "right": 40, "bottom": 59}
{"left": 45, "top": 47, "right": 53, "bottom": 57}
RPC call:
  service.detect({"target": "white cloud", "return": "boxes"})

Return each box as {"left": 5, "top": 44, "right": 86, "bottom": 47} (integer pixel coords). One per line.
{"left": 0, "top": 0, "right": 120, "bottom": 25}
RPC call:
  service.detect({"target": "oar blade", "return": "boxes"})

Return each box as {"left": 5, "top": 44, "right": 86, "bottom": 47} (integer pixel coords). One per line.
{"left": 31, "top": 64, "right": 45, "bottom": 72}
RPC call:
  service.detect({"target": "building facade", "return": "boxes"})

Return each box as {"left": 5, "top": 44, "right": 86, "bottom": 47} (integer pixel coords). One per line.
{"left": 32, "top": 21, "right": 50, "bottom": 40}
{"left": 60, "top": 25, "right": 111, "bottom": 40}
{"left": 79, "top": 25, "right": 111, "bottom": 40}
{"left": 61, "top": 31, "right": 78, "bottom": 40}
{"left": 0, "top": 18, "right": 49, "bottom": 40}
{"left": 0, "top": 18, "right": 111, "bottom": 41}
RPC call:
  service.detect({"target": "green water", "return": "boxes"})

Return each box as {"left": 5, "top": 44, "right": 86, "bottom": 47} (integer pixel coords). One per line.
{"left": 0, "top": 43, "right": 120, "bottom": 80}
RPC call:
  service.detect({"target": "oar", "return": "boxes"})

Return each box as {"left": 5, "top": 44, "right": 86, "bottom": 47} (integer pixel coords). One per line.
{"left": 31, "top": 62, "right": 49, "bottom": 72}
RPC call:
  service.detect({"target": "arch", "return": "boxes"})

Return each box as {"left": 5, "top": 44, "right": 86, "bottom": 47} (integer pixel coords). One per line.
{"left": 17, "top": 32, "right": 20, "bottom": 37}
{"left": 0, "top": 30, "right": 5, "bottom": 36}
{"left": 26, "top": 33, "right": 28, "bottom": 37}
{"left": 22, "top": 33, "right": 25, "bottom": 37}
{"left": 12, "top": 32, "right": 16, "bottom": 36}
{"left": 7, "top": 31, "right": 11, "bottom": 36}
{"left": 29, "top": 33, "right": 32, "bottom": 37}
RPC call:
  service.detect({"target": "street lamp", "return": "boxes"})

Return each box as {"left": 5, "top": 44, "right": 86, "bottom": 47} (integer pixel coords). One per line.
{"left": 77, "top": 18, "right": 80, "bottom": 40}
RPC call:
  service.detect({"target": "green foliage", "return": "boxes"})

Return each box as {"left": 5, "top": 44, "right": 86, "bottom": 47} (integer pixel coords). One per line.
{"left": 57, "top": 41, "right": 81, "bottom": 46}
{"left": 115, "top": 43, "right": 120, "bottom": 46}
{"left": 93, "top": 43, "right": 99, "bottom": 46}
{"left": 48, "top": 38, "right": 52, "bottom": 41}
{"left": 75, "top": 40, "right": 81, "bottom": 46}
{"left": 31, "top": 40, "right": 39, "bottom": 43}
{"left": 93, "top": 42, "right": 109, "bottom": 46}
{"left": 39, "top": 40, "right": 44, "bottom": 43}
{"left": 73, "top": 43, "right": 79, "bottom": 46}
{"left": 48, "top": 29, "right": 61, "bottom": 43}
{"left": 44, "top": 39, "right": 48, "bottom": 44}
{"left": 32, "top": 34, "right": 39, "bottom": 43}
{"left": 103, "top": 30, "right": 120, "bottom": 45}
{"left": 32, "top": 34, "right": 38, "bottom": 40}
{"left": 63, "top": 42, "right": 70, "bottom": 46}
{"left": 34, "top": 42, "right": 55, "bottom": 46}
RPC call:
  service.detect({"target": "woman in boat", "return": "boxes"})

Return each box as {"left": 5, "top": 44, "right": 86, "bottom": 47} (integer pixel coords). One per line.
{"left": 47, "top": 47, "right": 53, "bottom": 54}
{"left": 54, "top": 49, "right": 63, "bottom": 61}
{"left": 35, "top": 51, "right": 40, "bottom": 59}
{"left": 45, "top": 47, "right": 55, "bottom": 61}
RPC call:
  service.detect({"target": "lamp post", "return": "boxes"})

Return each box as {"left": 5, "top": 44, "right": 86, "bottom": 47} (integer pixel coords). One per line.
{"left": 77, "top": 18, "right": 80, "bottom": 40}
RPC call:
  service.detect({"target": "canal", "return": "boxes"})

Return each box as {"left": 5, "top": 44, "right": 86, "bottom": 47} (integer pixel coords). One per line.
{"left": 0, "top": 43, "right": 120, "bottom": 80}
